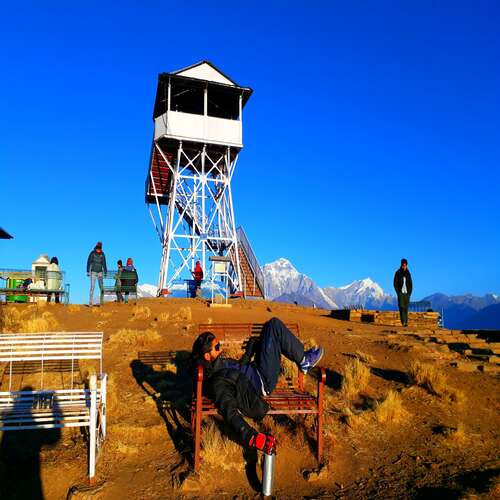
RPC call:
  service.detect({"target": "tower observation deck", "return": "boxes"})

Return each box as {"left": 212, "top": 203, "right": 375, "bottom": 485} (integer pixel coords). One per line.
{"left": 145, "top": 61, "right": 265, "bottom": 298}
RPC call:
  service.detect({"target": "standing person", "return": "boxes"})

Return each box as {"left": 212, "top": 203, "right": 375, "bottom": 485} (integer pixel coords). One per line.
{"left": 86, "top": 242, "right": 107, "bottom": 306}
{"left": 191, "top": 318, "right": 324, "bottom": 452}
{"left": 46, "top": 257, "right": 62, "bottom": 303}
{"left": 191, "top": 261, "right": 203, "bottom": 298}
{"left": 121, "top": 257, "right": 138, "bottom": 304}
{"left": 393, "top": 258, "right": 413, "bottom": 327}
{"left": 115, "top": 260, "right": 124, "bottom": 303}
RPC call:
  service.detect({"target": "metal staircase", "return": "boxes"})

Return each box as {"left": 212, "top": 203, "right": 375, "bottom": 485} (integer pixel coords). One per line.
{"left": 236, "top": 226, "right": 265, "bottom": 298}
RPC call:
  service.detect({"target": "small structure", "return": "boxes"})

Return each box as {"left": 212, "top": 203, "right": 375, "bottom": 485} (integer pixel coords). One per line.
{"left": 145, "top": 61, "right": 265, "bottom": 299}
{"left": 209, "top": 255, "right": 232, "bottom": 307}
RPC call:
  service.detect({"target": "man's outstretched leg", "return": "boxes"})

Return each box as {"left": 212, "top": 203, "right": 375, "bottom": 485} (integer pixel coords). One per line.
{"left": 255, "top": 317, "right": 324, "bottom": 394}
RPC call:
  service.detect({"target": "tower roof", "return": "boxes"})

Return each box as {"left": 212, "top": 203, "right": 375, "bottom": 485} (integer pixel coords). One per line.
{"left": 171, "top": 60, "right": 239, "bottom": 86}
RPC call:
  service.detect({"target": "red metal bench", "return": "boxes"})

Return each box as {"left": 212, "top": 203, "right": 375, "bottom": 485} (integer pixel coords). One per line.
{"left": 191, "top": 322, "right": 326, "bottom": 471}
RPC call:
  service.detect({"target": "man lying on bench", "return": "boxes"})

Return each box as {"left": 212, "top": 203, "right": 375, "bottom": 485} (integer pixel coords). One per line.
{"left": 191, "top": 317, "right": 324, "bottom": 453}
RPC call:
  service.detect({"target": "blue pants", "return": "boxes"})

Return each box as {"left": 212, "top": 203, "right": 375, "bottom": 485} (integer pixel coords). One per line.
{"left": 89, "top": 272, "right": 104, "bottom": 305}
{"left": 254, "top": 318, "right": 305, "bottom": 394}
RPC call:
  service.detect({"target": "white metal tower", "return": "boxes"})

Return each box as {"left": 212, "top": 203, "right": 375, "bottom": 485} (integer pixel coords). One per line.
{"left": 145, "top": 61, "right": 253, "bottom": 296}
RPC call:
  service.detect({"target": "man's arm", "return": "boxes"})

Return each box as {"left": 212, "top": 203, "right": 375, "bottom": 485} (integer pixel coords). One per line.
{"left": 86, "top": 252, "right": 93, "bottom": 274}
{"left": 393, "top": 270, "right": 399, "bottom": 294}
{"left": 103, "top": 254, "right": 107, "bottom": 275}
{"left": 210, "top": 377, "right": 256, "bottom": 445}
{"left": 407, "top": 272, "right": 413, "bottom": 296}
{"left": 240, "top": 337, "right": 258, "bottom": 365}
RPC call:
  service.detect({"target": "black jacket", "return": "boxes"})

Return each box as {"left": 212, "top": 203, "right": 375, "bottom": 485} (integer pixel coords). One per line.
{"left": 202, "top": 339, "right": 268, "bottom": 444}
{"left": 393, "top": 268, "right": 413, "bottom": 296}
{"left": 87, "top": 251, "right": 107, "bottom": 274}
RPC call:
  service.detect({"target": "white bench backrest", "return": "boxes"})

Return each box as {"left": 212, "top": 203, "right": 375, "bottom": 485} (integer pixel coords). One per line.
{"left": 0, "top": 332, "right": 103, "bottom": 390}
{"left": 0, "top": 332, "right": 103, "bottom": 362}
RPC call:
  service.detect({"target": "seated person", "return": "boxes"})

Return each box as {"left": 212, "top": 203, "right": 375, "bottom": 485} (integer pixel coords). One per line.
{"left": 191, "top": 317, "right": 324, "bottom": 453}
{"left": 121, "top": 258, "right": 138, "bottom": 304}
{"left": 115, "top": 260, "right": 124, "bottom": 303}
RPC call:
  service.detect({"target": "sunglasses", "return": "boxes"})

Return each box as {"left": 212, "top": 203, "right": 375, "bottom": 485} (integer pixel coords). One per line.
{"left": 213, "top": 342, "right": 221, "bottom": 352}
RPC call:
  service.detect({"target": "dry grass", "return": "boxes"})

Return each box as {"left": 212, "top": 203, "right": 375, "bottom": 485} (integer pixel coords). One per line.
{"left": 108, "top": 328, "right": 161, "bottom": 347}
{"left": 67, "top": 304, "right": 82, "bottom": 313}
{"left": 282, "top": 356, "right": 298, "bottom": 380}
{"left": 342, "top": 358, "right": 370, "bottom": 400}
{"left": 1, "top": 307, "right": 23, "bottom": 332}
{"left": 447, "top": 423, "right": 467, "bottom": 444}
{"left": 110, "top": 423, "right": 165, "bottom": 455}
{"left": 355, "top": 351, "right": 376, "bottom": 364}
{"left": 157, "top": 312, "right": 170, "bottom": 323}
{"left": 223, "top": 343, "right": 244, "bottom": 359}
{"left": 374, "top": 390, "right": 405, "bottom": 423}
{"left": 19, "top": 311, "right": 59, "bottom": 333}
{"left": 201, "top": 420, "right": 243, "bottom": 471}
{"left": 409, "top": 361, "right": 462, "bottom": 402}
{"left": 409, "top": 361, "right": 445, "bottom": 395}
{"left": 303, "top": 337, "right": 317, "bottom": 350}
{"left": 171, "top": 306, "right": 192, "bottom": 322}
{"left": 129, "top": 305, "right": 151, "bottom": 321}
{"left": 259, "top": 415, "right": 307, "bottom": 449}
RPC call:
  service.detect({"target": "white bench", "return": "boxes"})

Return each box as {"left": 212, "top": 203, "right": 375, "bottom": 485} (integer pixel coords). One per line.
{"left": 0, "top": 331, "right": 107, "bottom": 483}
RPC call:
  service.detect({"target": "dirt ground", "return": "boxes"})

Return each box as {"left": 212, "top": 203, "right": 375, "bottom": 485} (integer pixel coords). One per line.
{"left": 0, "top": 298, "right": 499, "bottom": 499}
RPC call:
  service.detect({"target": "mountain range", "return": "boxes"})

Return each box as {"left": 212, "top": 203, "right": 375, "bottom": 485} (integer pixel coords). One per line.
{"left": 261, "top": 258, "right": 500, "bottom": 329}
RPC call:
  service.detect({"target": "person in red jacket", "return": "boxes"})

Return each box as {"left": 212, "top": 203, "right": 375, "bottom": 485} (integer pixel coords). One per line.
{"left": 191, "top": 261, "right": 203, "bottom": 298}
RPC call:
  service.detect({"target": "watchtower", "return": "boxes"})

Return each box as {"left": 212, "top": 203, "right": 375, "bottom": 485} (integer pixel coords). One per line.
{"left": 145, "top": 61, "right": 260, "bottom": 296}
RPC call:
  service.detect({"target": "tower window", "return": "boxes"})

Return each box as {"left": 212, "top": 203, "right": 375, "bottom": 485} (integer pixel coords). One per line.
{"left": 170, "top": 82, "right": 204, "bottom": 115}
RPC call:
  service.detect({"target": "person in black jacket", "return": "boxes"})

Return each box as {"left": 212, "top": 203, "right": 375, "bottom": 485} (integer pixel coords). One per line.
{"left": 191, "top": 317, "right": 324, "bottom": 453}
{"left": 393, "top": 258, "right": 413, "bottom": 326}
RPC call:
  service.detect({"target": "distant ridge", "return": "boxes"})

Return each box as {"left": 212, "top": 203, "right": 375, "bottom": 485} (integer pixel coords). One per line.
{"left": 261, "top": 257, "right": 500, "bottom": 329}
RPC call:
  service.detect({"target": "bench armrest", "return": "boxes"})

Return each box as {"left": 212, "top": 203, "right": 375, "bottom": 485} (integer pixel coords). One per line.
{"left": 317, "top": 366, "right": 326, "bottom": 407}
{"left": 196, "top": 363, "right": 204, "bottom": 383}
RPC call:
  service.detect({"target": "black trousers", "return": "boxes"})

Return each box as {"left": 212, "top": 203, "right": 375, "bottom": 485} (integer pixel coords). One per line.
{"left": 398, "top": 293, "right": 410, "bottom": 325}
{"left": 254, "top": 318, "right": 304, "bottom": 394}
{"left": 47, "top": 292, "right": 60, "bottom": 303}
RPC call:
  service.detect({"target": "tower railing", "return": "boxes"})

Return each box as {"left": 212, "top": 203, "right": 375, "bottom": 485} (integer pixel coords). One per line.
{"left": 236, "top": 226, "right": 265, "bottom": 298}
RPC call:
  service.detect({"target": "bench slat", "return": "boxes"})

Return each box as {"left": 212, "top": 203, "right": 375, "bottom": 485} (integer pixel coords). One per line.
{"left": 0, "top": 422, "right": 91, "bottom": 431}
{"left": 0, "top": 355, "right": 102, "bottom": 362}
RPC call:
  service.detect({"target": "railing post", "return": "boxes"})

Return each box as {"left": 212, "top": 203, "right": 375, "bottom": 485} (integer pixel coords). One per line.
{"left": 316, "top": 367, "right": 326, "bottom": 462}
{"left": 194, "top": 364, "right": 204, "bottom": 471}
{"left": 100, "top": 374, "right": 107, "bottom": 440}
{"left": 89, "top": 374, "right": 97, "bottom": 484}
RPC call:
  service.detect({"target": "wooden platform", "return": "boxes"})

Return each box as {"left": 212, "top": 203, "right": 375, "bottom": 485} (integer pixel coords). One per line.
{"left": 330, "top": 309, "right": 440, "bottom": 329}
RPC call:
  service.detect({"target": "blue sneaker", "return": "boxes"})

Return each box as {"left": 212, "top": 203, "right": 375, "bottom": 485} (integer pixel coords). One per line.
{"left": 299, "top": 347, "right": 324, "bottom": 373}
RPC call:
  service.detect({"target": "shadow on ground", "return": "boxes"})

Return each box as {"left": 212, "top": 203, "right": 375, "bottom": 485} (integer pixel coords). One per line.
{"left": 414, "top": 466, "right": 500, "bottom": 499}
{"left": 0, "top": 386, "right": 61, "bottom": 500}
{"left": 130, "top": 352, "right": 193, "bottom": 469}
{"left": 371, "top": 367, "right": 408, "bottom": 384}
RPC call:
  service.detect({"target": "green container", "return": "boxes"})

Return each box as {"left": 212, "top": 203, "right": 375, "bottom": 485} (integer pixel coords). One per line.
{"left": 6, "top": 278, "right": 28, "bottom": 303}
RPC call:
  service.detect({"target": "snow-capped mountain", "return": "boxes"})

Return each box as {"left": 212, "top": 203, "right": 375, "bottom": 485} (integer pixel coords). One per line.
{"left": 262, "top": 258, "right": 338, "bottom": 309}
{"left": 262, "top": 258, "right": 393, "bottom": 310}
{"left": 323, "top": 278, "right": 393, "bottom": 309}
{"left": 137, "top": 284, "right": 157, "bottom": 298}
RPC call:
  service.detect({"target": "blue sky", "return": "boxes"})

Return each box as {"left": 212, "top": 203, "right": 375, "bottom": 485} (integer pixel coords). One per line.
{"left": 1, "top": 1, "right": 499, "bottom": 303}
